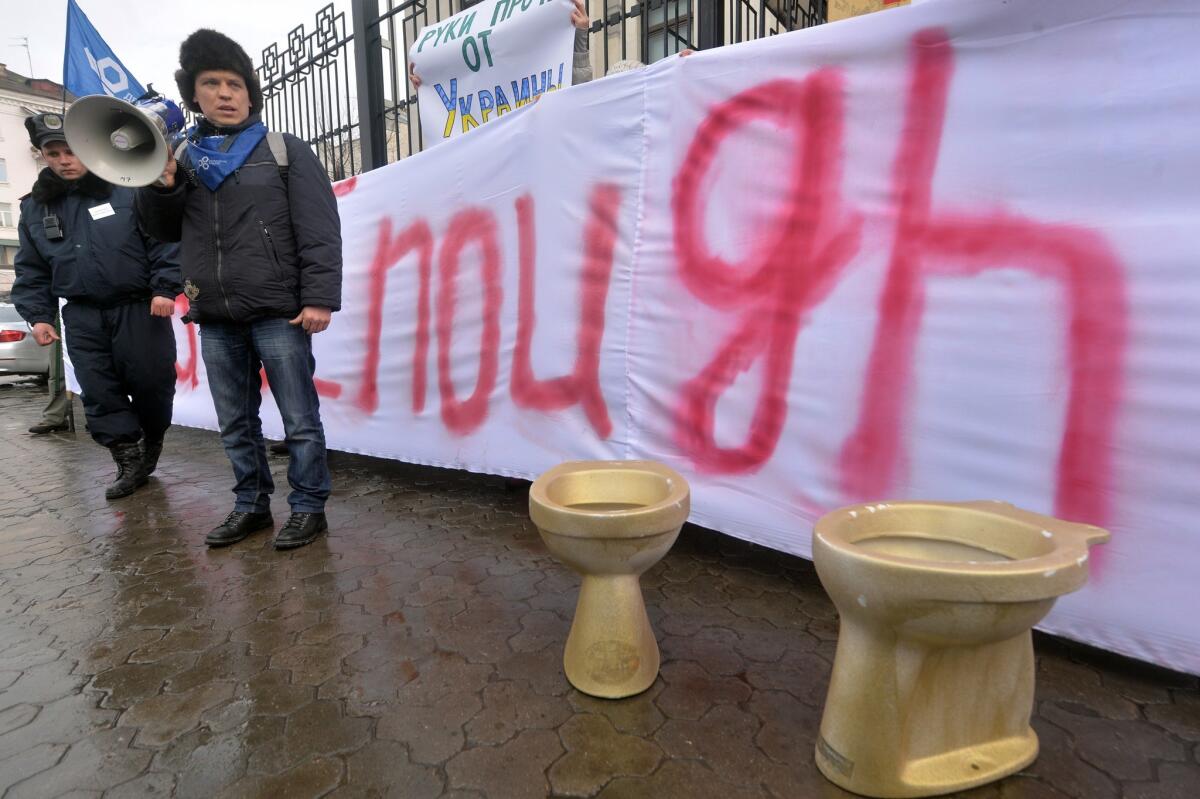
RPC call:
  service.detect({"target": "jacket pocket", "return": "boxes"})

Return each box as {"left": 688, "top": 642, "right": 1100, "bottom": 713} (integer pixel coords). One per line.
{"left": 257, "top": 220, "right": 288, "bottom": 286}
{"left": 48, "top": 250, "right": 87, "bottom": 300}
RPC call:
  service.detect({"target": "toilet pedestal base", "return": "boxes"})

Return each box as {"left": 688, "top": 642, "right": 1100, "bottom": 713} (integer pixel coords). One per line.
{"left": 815, "top": 619, "right": 1040, "bottom": 798}
{"left": 563, "top": 573, "right": 659, "bottom": 699}
{"left": 817, "top": 729, "right": 1039, "bottom": 799}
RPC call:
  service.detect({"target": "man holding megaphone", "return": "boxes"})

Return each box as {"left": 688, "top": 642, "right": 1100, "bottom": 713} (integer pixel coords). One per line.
{"left": 137, "top": 29, "right": 342, "bottom": 551}
{"left": 12, "top": 112, "right": 183, "bottom": 500}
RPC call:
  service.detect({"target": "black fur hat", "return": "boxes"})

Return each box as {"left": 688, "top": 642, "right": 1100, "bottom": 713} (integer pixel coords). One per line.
{"left": 175, "top": 29, "right": 263, "bottom": 116}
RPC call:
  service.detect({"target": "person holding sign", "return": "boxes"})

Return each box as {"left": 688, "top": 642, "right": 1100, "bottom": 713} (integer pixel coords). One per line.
{"left": 13, "top": 113, "right": 182, "bottom": 500}
{"left": 411, "top": 0, "right": 593, "bottom": 90}
{"left": 409, "top": 0, "right": 592, "bottom": 144}
{"left": 570, "top": 0, "right": 594, "bottom": 83}
{"left": 137, "top": 29, "right": 343, "bottom": 551}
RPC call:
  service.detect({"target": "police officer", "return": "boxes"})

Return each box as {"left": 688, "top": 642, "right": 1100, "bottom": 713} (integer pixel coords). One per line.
{"left": 13, "top": 112, "right": 183, "bottom": 499}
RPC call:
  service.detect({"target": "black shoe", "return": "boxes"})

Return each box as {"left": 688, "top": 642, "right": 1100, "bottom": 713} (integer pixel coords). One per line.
{"left": 29, "top": 421, "right": 68, "bottom": 435}
{"left": 106, "top": 442, "right": 147, "bottom": 500}
{"left": 139, "top": 438, "right": 164, "bottom": 478}
{"left": 205, "top": 510, "right": 274, "bottom": 548}
{"left": 274, "top": 512, "right": 328, "bottom": 550}
{"left": 269, "top": 440, "right": 290, "bottom": 456}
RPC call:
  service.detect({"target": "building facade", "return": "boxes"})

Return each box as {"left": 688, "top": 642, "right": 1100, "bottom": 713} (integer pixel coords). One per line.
{"left": 0, "top": 64, "right": 70, "bottom": 295}
{"left": 828, "top": 0, "right": 910, "bottom": 22}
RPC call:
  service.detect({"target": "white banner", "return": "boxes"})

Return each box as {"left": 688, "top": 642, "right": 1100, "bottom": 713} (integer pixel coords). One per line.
{"left": 410, "top": 0, "right": 576, "bottom": 145}
{"left": 79, "top": 0, "right": 1200, "bottom": 675}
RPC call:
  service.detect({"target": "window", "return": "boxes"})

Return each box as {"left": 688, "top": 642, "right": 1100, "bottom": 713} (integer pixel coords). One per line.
{"left": 0, "top": 158, "right": 7, "bottom": 183}
{"left": 764, "top": 0, "right": 816, "bottom": 35}
{"left": 645, "top": 0, "right": 691, "bottom": 62}
{"left": 0, "top": 203, "right": 13, "bottom": 228}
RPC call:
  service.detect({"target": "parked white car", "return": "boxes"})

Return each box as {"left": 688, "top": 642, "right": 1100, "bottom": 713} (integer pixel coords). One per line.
{"left": 0, "top": 302, "right": 51, "bottom": 377}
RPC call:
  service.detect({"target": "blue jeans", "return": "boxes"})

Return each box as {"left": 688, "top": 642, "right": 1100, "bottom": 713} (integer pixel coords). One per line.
{"left": 200, "top": 318, "right": 331, "bottom": 514}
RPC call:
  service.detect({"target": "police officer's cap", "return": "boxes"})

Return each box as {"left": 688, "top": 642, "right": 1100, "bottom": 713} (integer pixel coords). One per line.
{"left": 25, "top": 112, "right": 67, "bottom": 149}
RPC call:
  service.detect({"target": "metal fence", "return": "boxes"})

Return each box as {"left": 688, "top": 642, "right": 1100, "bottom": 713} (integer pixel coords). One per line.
{"left": 256, "top": 0, "right": 826, "bottom": 179}
{"left": 258, "top": 4, "right": 360, "bottom": 179}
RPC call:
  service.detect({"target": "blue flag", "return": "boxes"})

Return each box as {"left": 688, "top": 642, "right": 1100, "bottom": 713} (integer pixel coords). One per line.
{"left": 63, "top": 0, "right": 145, "bottom": 101}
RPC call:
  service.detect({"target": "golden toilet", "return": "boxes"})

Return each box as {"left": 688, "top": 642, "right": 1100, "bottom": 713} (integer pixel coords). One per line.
{"left": 812, "top": 500, "right": 1109, "bottom": 798}
{"left": 529, "top": 460, "right": 690, "bottom": 699}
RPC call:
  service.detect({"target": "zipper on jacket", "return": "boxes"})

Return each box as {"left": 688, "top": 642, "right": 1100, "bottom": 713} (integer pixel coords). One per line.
{"left": 214, "top": 192, "right": 233, "bottom": 317}
{"left": 259, "top": 220, "right": 281, "bottom": 263}
{"left": 259, "top": 220, "right": 288, "bottom": 284}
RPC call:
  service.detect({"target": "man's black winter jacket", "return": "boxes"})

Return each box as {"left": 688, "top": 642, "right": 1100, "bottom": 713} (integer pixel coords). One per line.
{"left": 136, "top": 115, "right": 342, "bottom": 324}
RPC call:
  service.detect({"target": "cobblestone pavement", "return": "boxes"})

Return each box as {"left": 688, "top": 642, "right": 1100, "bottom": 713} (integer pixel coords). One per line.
{"left": 0, "top": 379, "right": 1196, "bottom": 799}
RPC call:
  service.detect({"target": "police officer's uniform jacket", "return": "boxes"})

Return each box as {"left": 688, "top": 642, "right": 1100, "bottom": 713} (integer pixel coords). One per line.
{"left": 13, "top": 165, "right": 183, "bottom": 448}
{"left": 15, "top": 170, "right": 183, "bottom": 323}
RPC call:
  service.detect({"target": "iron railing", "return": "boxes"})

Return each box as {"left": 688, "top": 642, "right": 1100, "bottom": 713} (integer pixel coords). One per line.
{"left": 258, "top": 4, "right": 360, "bottom": 179}
{"left": 256, "top": 0, "right": 826, "bottom": 179}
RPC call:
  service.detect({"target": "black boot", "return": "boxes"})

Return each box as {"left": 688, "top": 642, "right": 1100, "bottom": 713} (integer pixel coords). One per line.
{"left": 140, "top": 438, "right": 164, "bottom": 478}
{"left": 29, "top": 421, "right": 68, "bottom": 434}
{"left": 274, "top": 512, "right": 328, "bottom": 550}
{"left": 205, "top": 510, "right": 274, "bottom": 548}
{"left": 106, "top": 442, "right": 147, "bottom": 499}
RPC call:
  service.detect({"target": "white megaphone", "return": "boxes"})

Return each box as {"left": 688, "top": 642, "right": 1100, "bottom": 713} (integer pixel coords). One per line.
{"left": 64, "top": 89, "right": 186, "bottom": 187}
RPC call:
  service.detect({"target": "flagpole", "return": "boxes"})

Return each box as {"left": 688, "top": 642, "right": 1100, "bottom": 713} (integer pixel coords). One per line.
{"left": 61, "top": 0, "right": 71, "bottom": 112}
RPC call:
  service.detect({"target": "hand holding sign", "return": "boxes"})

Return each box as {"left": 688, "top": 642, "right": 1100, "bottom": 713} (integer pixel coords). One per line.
{"left": 571, "top": 0, "right": 589, "bottom": 29}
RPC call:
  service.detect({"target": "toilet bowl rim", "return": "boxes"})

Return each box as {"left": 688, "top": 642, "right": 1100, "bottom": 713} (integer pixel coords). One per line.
{"left": 529, "top": 460, "right": 691, "bottom": 538}
{"left": 812, "top": 536, "right": 1093, "bottom": 603}
{"left": 811, "top": 500, "right": 1105, "bottom": 599}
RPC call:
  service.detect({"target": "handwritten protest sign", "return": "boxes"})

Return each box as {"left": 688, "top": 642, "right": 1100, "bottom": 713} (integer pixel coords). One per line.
{"left": 409, "top": 0, "right": 576, "bottom": 145}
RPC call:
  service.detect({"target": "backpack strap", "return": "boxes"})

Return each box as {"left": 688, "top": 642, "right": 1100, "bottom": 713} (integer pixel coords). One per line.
{"left": 266, "top": 131, "right": 289, "bottom": 189}
{"left": 173, "top": 140, "right": 197, "bottom": 187}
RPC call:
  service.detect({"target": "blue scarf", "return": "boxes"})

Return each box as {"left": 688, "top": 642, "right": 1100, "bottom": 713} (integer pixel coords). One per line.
{"left": 184, "top": 121, "right": 268, "bottom": 191}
